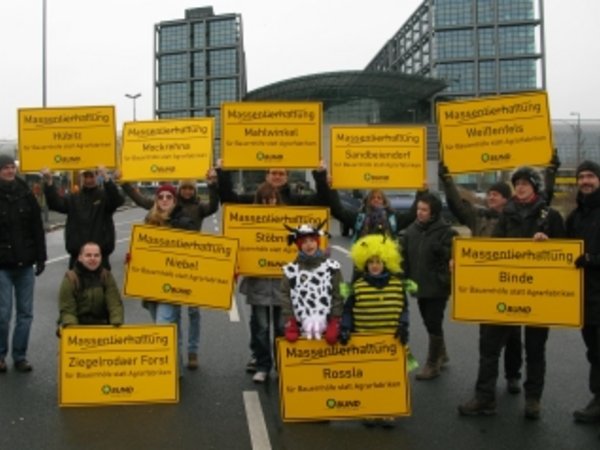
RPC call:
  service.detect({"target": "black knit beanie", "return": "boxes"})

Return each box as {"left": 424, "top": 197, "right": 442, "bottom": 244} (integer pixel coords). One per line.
{"left": 576, "top": 160, "right": 600, "bottom": 180}
{"left": 487, "top": 182, "right": 512, "bottom": 199}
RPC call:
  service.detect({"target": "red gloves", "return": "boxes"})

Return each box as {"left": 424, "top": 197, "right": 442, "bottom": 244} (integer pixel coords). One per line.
{"left": 284, "top": 318, "right": 300, "bottom": 343}
{"left": 324, "top": 317, "right": 341, "bottom": 345}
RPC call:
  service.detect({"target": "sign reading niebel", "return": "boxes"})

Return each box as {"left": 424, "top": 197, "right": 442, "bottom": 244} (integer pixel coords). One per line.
{"left": 120, "top": 118, "right": 213, "bottom": 181}
{"left": 18, "top": 106, "right": 116, "bottom": 172}
{"left": 124, "top": 225, "right": 238, "bottom": 310}
{"left": 330, "top": 125, "right": 426, "bottom": 189}
{"left": 59, "top": 325, "right": 178, "bottom": 407}
{"left": 437, "top": 92, "right": 553, "bottom": 173}
{"left": 221, "top": 102, "right": 321, "bottom": 169}
{"left": 452, "top": 237, "right": 583, "bottom": 327}
{"left": 277, "top": 335, "right": 410, "bottom": 421}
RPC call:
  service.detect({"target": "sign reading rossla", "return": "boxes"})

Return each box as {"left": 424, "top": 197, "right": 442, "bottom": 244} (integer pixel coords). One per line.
{"left": 221, "top": 102, "right": 321, "bottom": 169}
{"left": 222, "top": 204, "right": 329, "bottom": 277}
{"left": 59, "top": 325, "right": 178, "bottom": 407}
{"left": 330, "top": 125, "right": 426, "bottom": 189}
{"left": 277, "top": 335, "right": 410, "bottom": 421}
{"left": 120, "top": 118, "right": 213, "bottom": 181}
{"left": 437, "top": 92, "right": 553, "bottom": 174}
{"left": 18, "top": 105, "right": 116, "bottom": 172}
{"left": 124, "top": 225, "right": 238, "bottom": 310}
{"left": 452, "top": 237, "right": 584, "bottom": 327}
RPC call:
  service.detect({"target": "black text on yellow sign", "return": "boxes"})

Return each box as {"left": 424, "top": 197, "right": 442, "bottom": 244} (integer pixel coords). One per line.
{"left": 330, "top": 125, "right": 426, "bottom": 189}
{"left": 222, "top": 204, "right": 329, "bottom": 277}
{"left": 220, "top": 102, "right": 322, "bottom": 169}
{"left": 124, "top": 225, "right": 239, "bottom": 309}
{"left": 18, "top": 105, "right": 117, "bottom": 172}
{"left": 120, "top": 118, "right": 214, "bottom": 182}
{"left": 59, "top": 325, "right": 178, "bottom": 407}
{"left": 452, "top": 237, "right": 583, "bottom": 327}
{"left": 277, "top": 335, "right": 410, "bottom": 422}
{"left": 437, "top": 92, "right": 553, "bottom": 174}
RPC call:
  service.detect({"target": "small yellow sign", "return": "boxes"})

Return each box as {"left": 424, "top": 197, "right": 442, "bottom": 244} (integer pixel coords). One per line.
{"left": 277, "top": 335, "right": 410, "bottom": 421}
{"left": 18, "top": 106, "right": 116, "bottom": 172}
{"left": 124, "top": 225, "right": 239, "bottom": 309}
{"left": 59, "top": 325, "right": 178, "bottom": 407}
{"left": 222, "top": 204, "right": 329, "bottom": 276}
{"left": 221, "top": 102, "right": 322, "bottom": 169}
{"left": 330, "top": 125, "right": 426, "bottom": 189}
{"left": 437, "top": 92, "right": 553, "bottom": 174}
{"left": 120, "top": 118, "right": 213, "bottom": 181}
{"left": 452, "top": 237, "right": 583, "bottom": 327}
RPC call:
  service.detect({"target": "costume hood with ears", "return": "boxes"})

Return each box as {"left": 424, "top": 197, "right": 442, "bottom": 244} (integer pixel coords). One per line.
{"left": 285, "top": 220, "right": 330, "bottom": 249}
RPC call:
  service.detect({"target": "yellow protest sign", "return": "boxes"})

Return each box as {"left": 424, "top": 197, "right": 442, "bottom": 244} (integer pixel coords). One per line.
{"left": 18, "top": 106, "right": 116, "bottom": 172}
{"left": 277, "top": 335, "right": 410, "bottom": 421}
{"left": 221, "top": 102, "right": 321, "bottom": 169}
{"left": 120, "top": 118, "right": 213, "bottom": 181}
{"left": 59, "top": 325, "right": 178, "bottom": 406}
{"left": 222, "top": 204, "right": 329, "bottom": 276}
{"left": 330, "top": 125, "right": 426, "bottom": 189}
{"left": 452, "top": 237, "right": 583, "bottom": 327}
{"left": 124, "top": 225, "right": 239, "bottom": 309}
{"left": 437, "top": 92, "right": 553, "bottom": 174}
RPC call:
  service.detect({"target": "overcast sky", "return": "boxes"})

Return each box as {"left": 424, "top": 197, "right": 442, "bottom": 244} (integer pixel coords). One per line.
{"left": 1, "top": 0, "right": 598, "bottom": 139}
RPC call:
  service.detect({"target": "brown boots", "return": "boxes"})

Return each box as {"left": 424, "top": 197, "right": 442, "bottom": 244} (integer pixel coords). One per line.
{"left": 416, "top": 335, "right": 447, "bottom": 381}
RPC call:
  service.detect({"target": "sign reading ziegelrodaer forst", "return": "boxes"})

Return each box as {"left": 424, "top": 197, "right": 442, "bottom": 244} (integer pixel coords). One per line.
{"left": 222, "top": 205, "right": 329, "bottom": 277}
{"left": 452, "top": 237, "right": 583, "bottom": 327}
{"left": 277, "top": 335, "right": 410, "bottom": 421}
{"left": 330, "top": 125, "right": 426, "bottom": 189}
{"left": 124, "top": 225, "right": 238, "bottom": 310}
{"left": 221, "top": 102, "right": 321, "bottom": 169}
{"left": 18, "top": 106, "right": 116, "bottom": 172}
{"left": 120, "top": 118, "right": 213, "bottom": 181}
{"left": 437, "top": 92, "right": 553, "bottom": 174}
{"left": 59, "top": 325, "right": 178, "bottom": 407}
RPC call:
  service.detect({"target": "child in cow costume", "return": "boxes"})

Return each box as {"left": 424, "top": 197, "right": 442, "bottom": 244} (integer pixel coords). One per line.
{"left": 281, "top": 222, "right": 344, "bottom": 344}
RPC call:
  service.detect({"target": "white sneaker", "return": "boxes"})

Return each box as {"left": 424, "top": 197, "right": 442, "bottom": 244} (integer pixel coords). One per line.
{"left": 252, "top": 371, "right": 268, "bottom": 383}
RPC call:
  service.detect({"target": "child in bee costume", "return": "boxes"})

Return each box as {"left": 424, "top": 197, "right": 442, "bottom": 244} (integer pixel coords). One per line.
{"left": 281, "top": 223, "right": 344, "bottom": 344}
{"left": 339, "top": 233, "right": 417, "bottom": 427}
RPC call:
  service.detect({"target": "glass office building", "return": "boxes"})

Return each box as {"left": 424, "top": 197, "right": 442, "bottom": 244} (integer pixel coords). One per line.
{"left": 154, "top": 7, "right": 247, "bottom": 158}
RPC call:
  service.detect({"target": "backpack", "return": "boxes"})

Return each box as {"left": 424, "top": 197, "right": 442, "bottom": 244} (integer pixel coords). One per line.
{"left": 353, "top": 211, "right": 398, "bottom": 242}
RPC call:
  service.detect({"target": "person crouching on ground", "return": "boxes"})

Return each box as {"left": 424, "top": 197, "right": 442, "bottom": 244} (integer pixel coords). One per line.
{"left": 281, "top": 222, "right": 344, "bottom": 345}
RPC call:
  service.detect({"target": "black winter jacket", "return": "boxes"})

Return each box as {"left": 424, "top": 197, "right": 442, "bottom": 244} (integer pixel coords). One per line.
{"left": 493, "top": 196, "right": 565, "bottom": 239}
{"left": 566, "top": 188, "right": 600, "bottom": 324}
{"left": 0, "top": 178, "right": 46, "bottom": 269}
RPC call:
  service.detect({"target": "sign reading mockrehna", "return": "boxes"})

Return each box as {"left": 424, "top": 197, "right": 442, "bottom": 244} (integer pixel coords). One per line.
{"left": 277, "top": 335, "right": 410, "bottom": 421}
{"left": 18, "top": 106, "right": 116, "bottom": 172}
{"left": 120, "top": 118, "right": 213, "bottom": 181}
{"left": 124, "top": 225, "right": 238, "bottom": 310}
{"left": 437, "top": 92, "right": 553, "bottom": 174}
{"left": 222, "top": 205, "right": 329, "bottom": 276}
{"left": 453, "top": 237, "right": 583, "bottom": 327}
{"left": 330, "top": 125, "right": 426, "bottom": 189}
{"left": 59, "top": 325, "right": 177, "bottom": 407}
{"left": 221, "top": 102, "right": 321, "bottom": 169}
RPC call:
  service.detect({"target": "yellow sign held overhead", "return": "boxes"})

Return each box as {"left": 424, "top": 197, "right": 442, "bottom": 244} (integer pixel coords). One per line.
{"left": 120, "top": 118, "right": 213, "bottom": 181}
{"left": 59, "top": 325, "right": 178, "bottom": 407}
{"left": 124, "top": 225, "right": 239, "bottom": 310}
{"left": 452, "top": 237, "right": 583, "bottom": 327}
{"left": 437, "top": 92, "right": 553, "bottom": 174}
{"left": 18, "top": 106, "right": 116, "bottom": 172}
{"left": 221, "top": 102, "right": 321, "bottom": 169}
{"left": 330, "top": 125, "right": 426, "bottom": 189}
{"left": 222, "top": 204, "right": 329, "bottom": 276}
{"left": 277, "top": 335, "right": 411, "bottom": 421}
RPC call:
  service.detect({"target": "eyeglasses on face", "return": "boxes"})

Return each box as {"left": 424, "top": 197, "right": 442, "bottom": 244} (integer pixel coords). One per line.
{"left": 157, "top": 194, "right": 174, "bottom": 200}
{"left": 268, "top": 171, "right": 287, "bottom": 177}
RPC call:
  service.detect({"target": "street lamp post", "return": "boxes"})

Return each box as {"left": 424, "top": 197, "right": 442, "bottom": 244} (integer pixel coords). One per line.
{"left": 570, "top": 111, "right": 582, "bottom": 166}
{"left": 125, "top": 93, "right": 141, "bottom": 121}
{"left": 42, "top": 0, "right": 47, "bottom": 107}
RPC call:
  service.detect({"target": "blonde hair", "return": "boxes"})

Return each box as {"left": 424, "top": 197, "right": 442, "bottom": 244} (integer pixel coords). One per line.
{"left": 144, "top": 198, "right": 176, "bottom": 226}
{"left": 350, "top": 234, "right": 402, "bottom": 274}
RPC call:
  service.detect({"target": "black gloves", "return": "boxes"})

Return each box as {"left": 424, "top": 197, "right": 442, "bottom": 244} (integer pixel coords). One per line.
{"left": 395, "top": 323, "right": 409, "bottom": 345}
{"left": 550, "top": 151, "right": 561, "bottom": 171}
{"left": 575, "top": 254, "right": 589, "bottom": 268}
{"left": 35, "top": 262, "right": 45, "bottom": 276}
{"left": 438, "top": 162, "right": 451, "bottom": 179}
{"left": 339, "top": 328, "right": 351, "bottom": 346}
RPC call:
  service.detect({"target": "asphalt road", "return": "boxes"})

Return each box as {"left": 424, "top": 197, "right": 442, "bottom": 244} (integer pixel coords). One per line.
{"left": 0, "top": 207, "right": 598, "bottom": 450}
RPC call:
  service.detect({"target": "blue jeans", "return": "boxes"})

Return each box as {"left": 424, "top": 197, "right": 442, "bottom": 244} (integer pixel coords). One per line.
{"left": 146, "top": 302, "right": 184, "bottom": 372}
{"left": 250, "top": 305, "right": 283, "bottom": 373}
{"left": 187, "top": 307, "right": 201, "bottom": 355}
{"left": 0, "top": 267, "right": 35, "bottom": 363}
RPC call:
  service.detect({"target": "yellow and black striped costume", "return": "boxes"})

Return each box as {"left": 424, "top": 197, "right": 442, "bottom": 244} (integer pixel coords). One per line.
{"left": 351, "top": 276, "right": 406, "bottom": 333}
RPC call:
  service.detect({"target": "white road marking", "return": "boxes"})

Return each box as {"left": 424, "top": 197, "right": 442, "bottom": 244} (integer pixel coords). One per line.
{"left": 331, "top": 244, "right": 350, "bottom": 256}
{"left": 229, "top": 295, "right": 240, "bottom": 322}
{"left": 243, "top": 391, "right": 272, "bottom": 450}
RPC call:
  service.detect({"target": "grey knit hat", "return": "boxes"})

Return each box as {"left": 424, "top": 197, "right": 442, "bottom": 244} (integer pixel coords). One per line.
{"left": 0, "top": 154, "right": 15, "bottom": 169}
